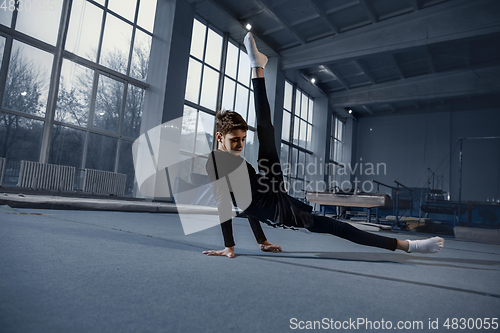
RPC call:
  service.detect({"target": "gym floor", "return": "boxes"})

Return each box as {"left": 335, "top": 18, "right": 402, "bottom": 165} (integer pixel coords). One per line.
{"left": 1, "top": 205, "right": 499, "bottom": 332}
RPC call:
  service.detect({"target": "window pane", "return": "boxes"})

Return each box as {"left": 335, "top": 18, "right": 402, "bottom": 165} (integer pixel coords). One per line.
{"left": 329, "top": 138, "right": 333, "bottom": 162}
{"left": 130, "top": 29, "right": 152, "bottom": 80}
{"left": 330, "top": 139, "right": 335, "bottom": 162}
{"left": 118, "top": 140, "right": 135, "bottom": 195}
{"left": 180, "top": 105, "right": 197, "bottom": 153}
{"left": 15, "top": 0, "right": 63, "bottom": 45}
{"left": 185, "top": 58, "right": 202, "bottom": 103}
{"left": 0, "top": 37, "right": 5, "bottom": 70}
{"left": 108, "top": 0, "right": 137, "bottom": 22}
{"left": 3, "top": 41, "right": 53, "bottom": 117}
{"left": 205, "top": 28, "right": 222, "bottom": 70}
{"left": 243, "top": 130, "right": 258, "bottom": 170}
{"left": 284, "top": 81, "right": 293, "bottom": 111}
{"left": 195, "top": 112, "right": 214, "bottom": 155}
{"left": 301, "top": 93, "right": 308, "bottom": 120}
{"left": 298, "top": 151, "right": 305, "bottom": 178}
{"left": 123, "top": 84, "right": 144, "bottom": 139}
{"left": 247, "top": 91, "right": 256, "bottom": 128}
{"left": 234, "top": 84, "right": 248, "bottom": 117}
{"left": 0, "top": 114, "right": 43, "bottom": 163}
{"left": 300, "top": 119, "right": 307, "bottom": 148}
{"left": 86, "top": 133, "right": 118, "bottom": 171}
{"left": 137, "top": 0, "right": 157, "bottom": 32}
{"left": 332, "top": 117, "right": 336, "bottom": 139}
{"left": 190, "top": 19, "right": 205, "bottom": 60}
{"left": 176, "top": 153, "right": 193, "bottom": 183}
{"left": 333, "top": 140, "right": 338, "bottom": 162}
{"left": 306, "top": 124, "right": 312, "bottom": 150}
{"left": 281, "top": 111, "right": 290, "bottom": 141}
{"left": 221, "top": 77, "right": 235, "bottom": 111}
{"left": 304, "top": 154, "right": 309, "bottom": 181}
{"left": 66, "top": 0, "right": 103, "bottom": 62}
{"left": 293, "top": 116, "right": 299, "bottom": 146}
{"left": 335, "top": 140, "right": 341, "bottom": 162}
{"left": 308, "top": 99, "right": 313, "bottom": 123}
{"left": 295, "top": 180, "right": 304, "bottom": 198}
{"left": 291, "top": 148, "right": 297, "bottom": 177}
{"left": 0, "top": 8, "right": 12, "bottom": 27}
{"left": 337, "top": 141, "right": 343, "bottom": 162}
{"left": 49, "top": 124, "right": 85, "bottom": 168}
{"left": 100, "top": 13, "right": 133, "bottom": 74}
{"left": 199, "top": 65, "right": 219, "bottom": 111}
{"left": 237, "top": 50, "right": 250, "bottom": 87}
{"left": 225, "top": 42, "right": 238, "bottom": 79}
{"left": 192, "top": 155, "right": 209, "bottom": 175}
{"left": 56, "top": 59, "right": 94, "bottom": 127}
{"left": 280, "top": 143, "right": 289, "bottom": 175}
{"left": 294, "top": 91, "right": 301, "bottom": 118}
{"left": 289, "top": 179, "right": 296, "bottom": 197}
{"left": 93, "top": 75, "right": 125, "bottom": 133}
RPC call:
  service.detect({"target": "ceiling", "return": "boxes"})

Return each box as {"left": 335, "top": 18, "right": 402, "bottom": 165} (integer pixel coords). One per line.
{"left": 187, "top": 0, "right": 500, "bottom": 119}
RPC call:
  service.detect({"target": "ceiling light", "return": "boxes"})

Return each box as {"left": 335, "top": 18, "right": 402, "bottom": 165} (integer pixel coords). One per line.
{"left": 21, "top": 92, "right": 27, "bottom": 96}
{"left": 348, "top": 109, "right": 352, "bottom": 114}
{"left": 245, "top": 23, "right": 252, "bottom": 30}
{"left": 311, "top": 78, "right": 316, "bottom": 84}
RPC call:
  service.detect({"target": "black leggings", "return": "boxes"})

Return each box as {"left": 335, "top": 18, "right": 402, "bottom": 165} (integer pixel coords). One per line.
{"left": 253, "top": 78, "right": 284, "bottom": 183}
{"left": 307, "top": 216, "right": 398, "bottom": 251}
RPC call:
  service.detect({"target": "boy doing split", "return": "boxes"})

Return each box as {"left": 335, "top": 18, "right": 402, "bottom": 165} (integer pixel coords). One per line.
{"left": 204, "top": 33, "right": 444, "bottom": 258}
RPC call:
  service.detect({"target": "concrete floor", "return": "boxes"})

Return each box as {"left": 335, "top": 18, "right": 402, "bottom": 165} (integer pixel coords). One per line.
{"left": 1, "top": 204, "right": 499, "bottom": 333}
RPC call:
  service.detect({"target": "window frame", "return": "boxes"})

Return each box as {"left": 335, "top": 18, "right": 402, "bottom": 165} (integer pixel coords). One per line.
{"left": 0, "top": 0, "right": 156, "bottom": 195}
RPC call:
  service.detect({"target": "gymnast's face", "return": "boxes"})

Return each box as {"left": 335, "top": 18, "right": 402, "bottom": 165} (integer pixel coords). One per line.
{"left": 217, "top": 129, "right": 246, "bottom": 156}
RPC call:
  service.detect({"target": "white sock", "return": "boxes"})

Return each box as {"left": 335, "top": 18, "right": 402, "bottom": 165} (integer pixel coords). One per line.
{"left": 407, "top": 236, "right": 444, "bottom": 253}
{"left": 244, "top": 32, "right": 268, "bottom": 69}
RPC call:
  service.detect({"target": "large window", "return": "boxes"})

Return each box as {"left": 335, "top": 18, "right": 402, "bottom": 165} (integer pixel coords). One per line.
{"left": 281, "top": 82, "right": 314, "bottom": 200}
{"left": 180, "top": 19, "right": 258, "bottom": 184}
{"left": 0, "top": 0, "right": 157, "bottom": 195}
{"left": 329, "top": 116, "right": 346, "bottom": 190}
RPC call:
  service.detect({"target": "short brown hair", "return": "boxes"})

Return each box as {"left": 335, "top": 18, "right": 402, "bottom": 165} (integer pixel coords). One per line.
{"left": 215, "top": 110, "right": 248, "bottom": 135}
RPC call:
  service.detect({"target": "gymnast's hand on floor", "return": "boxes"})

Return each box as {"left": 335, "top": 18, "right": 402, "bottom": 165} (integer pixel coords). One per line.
{"left": 203, "top": 246, "right": 235, "bottom": 258}
{"left": 259, "top": 241, "right": 282, "bottom": 252}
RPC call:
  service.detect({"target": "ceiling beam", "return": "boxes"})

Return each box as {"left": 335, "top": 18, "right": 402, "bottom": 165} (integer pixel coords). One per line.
{"left": 281, "top": 0, "right": 500, "bottom": 70}
{"left": 388, "top": 104, "right": 397, "bottom": 113}
{"left": 308, "top": 0, "right": 340, "bottom": 34}
{"left": 324, "top": 65, "right": 349, "bottom": 90}
{"left": 299, "top": 71, "right": 329, "bottom": 96}
{"left": 253, "top": 0, "right": 307, "bottom": 44}
{"left": 390, "top": 54, "right": 405, "bottom": 79}
{"left": 333, "top": 107, "right": 355, "bottom": 120}
{"left": 239, "top": 8, "right": 264, "bottom": 20}
{"left": 426, "top": 47, "right": 436, "bottom": 73}
{"left": 464, "top": 41, "right": 471, "bottom": 68}
{"left": 328, "top": 65, "right": 500, "bottom": 107}
{"left": 354, "top": 59, "right": 376, "bottom": 84}
{"left": 359, "top": 0, "right": 378, "bottom": 24}
{"left": 356, "top": 96, "right": 500, "bottom": 118}
{"left": 262, "top": 26, "right": 283, "bottom": 36}
{"left": 326, "top": 0, "right": 360, "bottom": 15}
{"left": 362, "top": 105, "right": 374, "bottom": 115}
